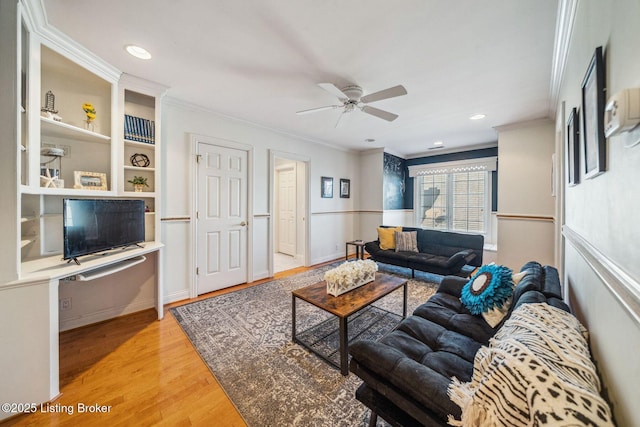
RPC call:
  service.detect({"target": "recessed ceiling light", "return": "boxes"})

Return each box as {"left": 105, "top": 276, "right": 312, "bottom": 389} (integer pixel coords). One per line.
{"left": 125, "top": 44, "right": 152, "bottom": 60}
{"left": 365, "top": 138, "right": 375, "bottom": 143}
{"left": 470, "top": 114, "right": 486, "bottom": 120}
{"left": 433, "top": 141, "right": 444, "bottom": 146}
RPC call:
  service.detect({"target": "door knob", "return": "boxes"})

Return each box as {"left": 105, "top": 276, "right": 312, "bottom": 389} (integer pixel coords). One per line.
{"left": 240, "top": 221, "right": 247, "bottom": 226}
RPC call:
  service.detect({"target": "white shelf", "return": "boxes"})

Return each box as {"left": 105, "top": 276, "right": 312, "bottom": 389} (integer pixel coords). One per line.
{"left": 41, "top": 117, "right": 111, "bottom": 143}
{"left": 21, "top": 239, "right": 36, "bottom": 248}
{"left": 124, "top": 139, "right": 155, "bottom": 148}
{"left": 21, "top": 186, "right": 115, "bottom": 197}
{"left": 122, "top": 191, "right": 156, "bottom": 197}
{"left": 17, "top": 241, "right": 164, "bottom": 284}
{"left": 124, "top": 165, "right": 155, "bottom": 172}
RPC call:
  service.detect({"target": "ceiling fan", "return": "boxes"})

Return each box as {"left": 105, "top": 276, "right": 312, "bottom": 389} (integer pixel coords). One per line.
{"left": 296, "top": 83, "right": 407, "bottom": 126}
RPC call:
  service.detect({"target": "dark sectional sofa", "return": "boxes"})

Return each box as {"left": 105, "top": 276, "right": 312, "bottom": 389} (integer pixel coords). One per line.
{"left": 349, "top": 262, "right": 570, "bottom": 426}
{"left": 364, "top": 226, "right": 484, "bottom": 278}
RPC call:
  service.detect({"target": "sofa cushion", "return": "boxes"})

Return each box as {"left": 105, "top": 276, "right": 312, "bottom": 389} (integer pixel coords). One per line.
{"left": 371, "top": 249, "right": 412, "bottom": 266}
{"left": 395, "top": 231, "right": 418, "bottom": 252}
{"left": 377, "top": 226, "right": 402, "bottom": 250}
{"left": 412, "top": 293, "right": 496, "bottom": 345}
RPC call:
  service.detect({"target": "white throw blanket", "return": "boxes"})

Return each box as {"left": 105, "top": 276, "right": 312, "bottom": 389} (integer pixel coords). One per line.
{"left": 448, "top": 303, "right": 614, "bottom": 426}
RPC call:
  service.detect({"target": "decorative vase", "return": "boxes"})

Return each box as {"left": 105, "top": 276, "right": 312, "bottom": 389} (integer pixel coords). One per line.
{"left": 84, "top": 120, "right": 95, "bottom": 132}
{"left": 134, "top": 184, "right": 144, "bottom": 192}
{"left": 326, "top": 271, "right": 375, "bottom": 297}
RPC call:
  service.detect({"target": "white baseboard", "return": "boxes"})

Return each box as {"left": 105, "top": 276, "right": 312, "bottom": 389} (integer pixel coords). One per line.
{"left": 164, "top": 289, "right": 190, "bottom": 304}
{"left": 252, "top": 270, "right": 270, "bottom": 281}
{"left": 59, "top": 298, "right": 155, "bottom": 332}
{"left": 311, "top": 252, "right": 344, "bottom": 266}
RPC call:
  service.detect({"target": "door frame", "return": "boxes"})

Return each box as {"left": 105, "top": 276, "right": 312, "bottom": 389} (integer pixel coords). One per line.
{"left": 190, "top": 134, "right": 253, "bottom": 298}
{"left": 269, "top": 150, "right": 310, "bottom": 276}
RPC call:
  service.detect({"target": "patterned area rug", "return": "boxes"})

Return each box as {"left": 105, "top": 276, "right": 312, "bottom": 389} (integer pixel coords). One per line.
{"left": 171, "top": 263, "right": 440, "bottom": 426}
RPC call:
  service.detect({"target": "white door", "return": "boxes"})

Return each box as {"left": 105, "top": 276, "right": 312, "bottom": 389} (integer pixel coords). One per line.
{"left": 197, "top": 143, "right": 247, "bottom": 294}
{"left": 277, "top": 167, "right": 296, "bottom": 256}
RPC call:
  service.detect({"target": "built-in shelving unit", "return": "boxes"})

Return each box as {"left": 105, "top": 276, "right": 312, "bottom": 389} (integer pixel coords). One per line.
{"left": 118, "top": 74, "right": 168, "bottom": 246}
{"left": 15, "top": 11, "right": 167, "bottom": 268}
{"left": 3, "top": 1, "right": 168, "bottom": 416}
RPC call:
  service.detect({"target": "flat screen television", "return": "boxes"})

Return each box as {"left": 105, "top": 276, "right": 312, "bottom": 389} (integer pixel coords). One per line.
{"left": 63, "top": 199, "right": 145, "bottom": 264}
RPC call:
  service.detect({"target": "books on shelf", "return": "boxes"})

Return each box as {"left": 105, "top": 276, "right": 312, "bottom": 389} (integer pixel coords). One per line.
{"left": 124, "top": 114, "right": 155, "bottom": 144}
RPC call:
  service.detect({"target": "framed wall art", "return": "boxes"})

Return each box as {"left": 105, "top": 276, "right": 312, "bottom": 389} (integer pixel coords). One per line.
{"left": 73, "top": 171, "right": 108, "bottom": 190}
{"left": 321, "top": 176, "right": 333, "bottom": 198}
{"left": 567, "top": 107, "right": 580, "bottom": 186}
{"left": 581, "top": 46, "right": 606, "bottom": 179}
{"left": 339, "top": 178, "right": 350, "bottom": 198}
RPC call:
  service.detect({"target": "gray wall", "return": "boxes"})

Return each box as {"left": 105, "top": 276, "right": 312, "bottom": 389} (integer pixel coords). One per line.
{"left": 557, "top": 1, "right": 640, "bottom": 425}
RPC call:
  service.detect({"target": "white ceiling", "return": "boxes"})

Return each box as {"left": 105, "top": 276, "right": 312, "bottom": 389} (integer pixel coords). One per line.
{"left": 42, "top": 0, "right": 559, "bottom": 157}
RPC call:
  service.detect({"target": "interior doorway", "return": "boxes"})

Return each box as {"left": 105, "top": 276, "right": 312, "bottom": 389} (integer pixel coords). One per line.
{"left": 195, "top": 141, "right": 248, "bottom": 294}
{"left": 272, "top": 153, "right": 308, "bottom": 274}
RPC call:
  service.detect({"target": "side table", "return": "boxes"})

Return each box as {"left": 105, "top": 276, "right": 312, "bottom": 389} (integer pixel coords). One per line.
{"left": 345, "top": 240, "right": 366, "bottom": 261}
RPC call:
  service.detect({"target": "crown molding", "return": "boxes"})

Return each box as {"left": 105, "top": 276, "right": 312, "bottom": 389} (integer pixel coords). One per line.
{"left": 407, "top": 141, "right": 498, "bottom": 159}
{"left": 549, "top": 0, "right": 579, "bottom": 115}
{"left": 494, "top": 117, "right": 554, "bottom": 133}
{"left": 21, "top": 0, "right": 121, "bottom": 82}
{"left": 120, "top": 73, "right": 169, "bottom": 98}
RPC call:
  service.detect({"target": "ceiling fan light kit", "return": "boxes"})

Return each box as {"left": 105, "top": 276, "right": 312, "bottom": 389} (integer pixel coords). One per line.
{"left": 297, "top": 82, "right": 407, "bottom": 125}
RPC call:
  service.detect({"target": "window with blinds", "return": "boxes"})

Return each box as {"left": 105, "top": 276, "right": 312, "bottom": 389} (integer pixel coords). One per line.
{"left": 416, "top": 171, "right": 487, "bottom": 233}
{"left": 409, "top": 157, "right": 496, "bottom": 235}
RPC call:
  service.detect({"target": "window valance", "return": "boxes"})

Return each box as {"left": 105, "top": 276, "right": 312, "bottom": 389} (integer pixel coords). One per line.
{"left": 408, "top": 157, "right": 497, "bottom": 177}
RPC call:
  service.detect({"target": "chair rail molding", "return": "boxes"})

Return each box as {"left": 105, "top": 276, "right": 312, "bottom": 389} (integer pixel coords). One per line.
{"left": 563, "top": 225, "right": 640, "bottom": 326}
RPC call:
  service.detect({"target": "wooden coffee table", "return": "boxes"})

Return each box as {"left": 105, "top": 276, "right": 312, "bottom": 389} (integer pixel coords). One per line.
{"left": 291, "top": 272, "right": 407, "bottom": 375}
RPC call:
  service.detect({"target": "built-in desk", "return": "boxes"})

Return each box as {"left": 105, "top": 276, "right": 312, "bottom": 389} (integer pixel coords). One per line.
{"left": 1, "top": 242, "right": 164, "bottom": 410}
{"left": 18, "top": 241, "right": 165, "bottom": 318}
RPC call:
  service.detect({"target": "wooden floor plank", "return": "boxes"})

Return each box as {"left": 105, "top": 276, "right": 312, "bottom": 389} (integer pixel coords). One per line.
{"left": 2, "top": 259, "right": 340, "bottom": 426}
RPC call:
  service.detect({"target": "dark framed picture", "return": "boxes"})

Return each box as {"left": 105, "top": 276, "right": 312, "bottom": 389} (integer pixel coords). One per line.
{"left": 567, "top": 108, "right": 580, "bottom": 186}
{"left": 321, "top": 176, "right": 333, "bottom": 198}
{"left": 581, "top": 46, "right": 606, "bottom": 179}
{"left": 339, "top": 178, "right": 350, "bottom": 198}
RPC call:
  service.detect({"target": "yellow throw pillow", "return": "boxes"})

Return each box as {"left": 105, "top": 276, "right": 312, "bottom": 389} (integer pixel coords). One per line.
{"left": 377, "top": 227, "right": 402, "bottom": 250}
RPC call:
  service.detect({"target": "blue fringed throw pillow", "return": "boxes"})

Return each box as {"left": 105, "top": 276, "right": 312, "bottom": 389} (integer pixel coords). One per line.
{"left": 461, "top": 264, "right": 514, "bottom": 316}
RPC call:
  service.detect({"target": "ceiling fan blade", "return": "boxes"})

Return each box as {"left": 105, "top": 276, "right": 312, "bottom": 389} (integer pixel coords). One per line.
{"left": 296, "top": 105, "right": 339, "bottom": 115}
{"left": 361, "top": 105, "right": 399, "bottom": 122}
{"left": 318, "top": 83, "right": 349, "bottom": 100}
{"left": 360, "top": 85, "right": 407, "bottom": 104}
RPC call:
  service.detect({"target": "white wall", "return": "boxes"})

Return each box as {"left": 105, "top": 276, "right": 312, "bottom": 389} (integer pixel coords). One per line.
{"left": 556, "top": 1, "right": 640, "bottom": 425}
{"left": 161, "top": 100, "right": 361, "bottom": 300}
{"left": 357, "top": 149, "right": 384, "bottom": 242}
{"left": 496, "top": 119, "right": 556, "bottom": 270}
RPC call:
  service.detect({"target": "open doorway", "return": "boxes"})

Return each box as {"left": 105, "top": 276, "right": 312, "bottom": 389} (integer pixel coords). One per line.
{"left": 271, "top": 152, "right": 308, "bottom": 274}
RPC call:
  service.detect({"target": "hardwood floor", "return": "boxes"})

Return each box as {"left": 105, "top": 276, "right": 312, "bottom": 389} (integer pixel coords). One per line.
{"left": 2, "top": 263, "right": 330, "bottom": 426}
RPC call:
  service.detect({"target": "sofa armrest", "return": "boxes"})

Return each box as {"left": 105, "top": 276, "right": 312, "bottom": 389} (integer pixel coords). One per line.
{"left": 364, "top": 241, "right": 381, "bottom": 256}
{"left": 444, "top": 250, "right": 473, "bottom": 268}
{"left": 437, "top": 276, "right": 469, "bottom": 298}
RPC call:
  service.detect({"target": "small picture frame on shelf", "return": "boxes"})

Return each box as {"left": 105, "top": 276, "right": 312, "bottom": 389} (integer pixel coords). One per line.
{"left": 340, "top": 178, "right": 350, "bottom": 198}
{"left": 321, "top": 176, "right": 333, "bottom": 198}
{"left": 73, "top": 171, "right": 108, "bottom": 191}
